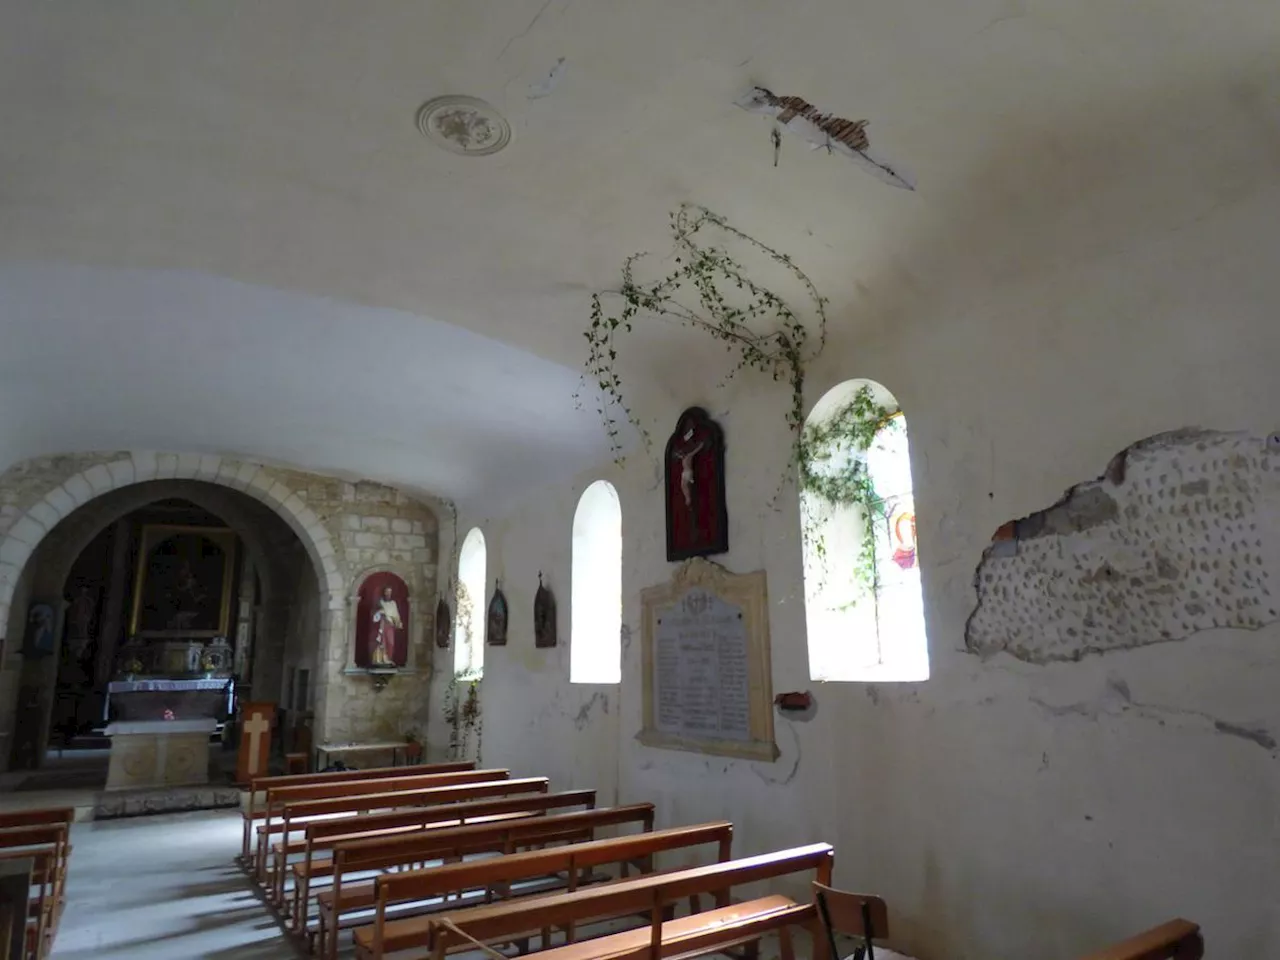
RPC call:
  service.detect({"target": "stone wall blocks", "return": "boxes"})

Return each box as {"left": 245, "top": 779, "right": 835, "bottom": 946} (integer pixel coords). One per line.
{"left": 394, "top": 534, "right": 427, "bottom": 550}
{"left": 43, "top": 487, "right": 76, "bottom": 518}
{"left": 262, "top": 482, "right": 290, "bottom": 506}
{"left": 62, "top": 475, "right": 93, "bottom": 506}
{"left": 315, "top": 537, "right": 336, "bottom": 560}
{"left": 0, "top": 563, "right": 21, "bottom": 593}
{"left": 27, "top": 501, "right": 60, "bottom": 532}
{"left": 175, "top": 453, "right": 203, "bottom": 477}
{"left": 0, "top": 540, "right": 32, "bottom": 569}
{"left": 106, "top": 459, "right": 136, "bottom": 488}
{"left": 155, "top": 453, "right": 180, "bottom": 479}
{"left": 196, "top": 454, "right": 223, "bottom": 480}
{"left": 326, "top": 572, "right": 345, "bottom": 595}
{"left": 391, "top": 519, "right": 413, "bottom": 534}
{"left": 7, "top": 517, "right": 44, "bottom": 546}
{"left": 235, "top": 462, "right": 262, "bottom": 489}
{"left": 281, "top": 494, "right": 306, "bottom": 519}
{"left": 83, "top": 463, "right": 114, "bottom": 493}
{"left": 130, "top": 451, "right": 159, "bottom": 481}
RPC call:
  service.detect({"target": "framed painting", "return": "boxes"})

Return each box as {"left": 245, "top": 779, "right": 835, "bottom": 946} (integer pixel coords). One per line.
{"left": 664, "top": 407, "right": 729, "bottom": 562}
{"left": 129, "top": 525, "right": 237, "bottom": 638}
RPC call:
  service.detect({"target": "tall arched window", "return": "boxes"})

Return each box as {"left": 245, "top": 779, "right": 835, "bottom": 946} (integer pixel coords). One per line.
{"left": 454, "top": 527, "right": 486, "bottom": 678}
{"left": 800, "top": 380, "right": 928, "bottom": 682}
{"left": 571, "top": 480, "right": 622, "bottom": 684}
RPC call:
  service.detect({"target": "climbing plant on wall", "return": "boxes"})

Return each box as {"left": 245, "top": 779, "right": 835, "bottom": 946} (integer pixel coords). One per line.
{"left": 582, "top": 203, "right": 828, "bottom": 476}
{"left": 799, "top": 385, "right": 901, "bottom": 594}
{"left": 442, "top": 674, "right": 482, "bottom": 763}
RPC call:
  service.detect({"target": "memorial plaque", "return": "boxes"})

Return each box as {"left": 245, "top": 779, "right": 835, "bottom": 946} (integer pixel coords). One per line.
{"left": 639, "top": 558, "right": 778, "bottom": 761}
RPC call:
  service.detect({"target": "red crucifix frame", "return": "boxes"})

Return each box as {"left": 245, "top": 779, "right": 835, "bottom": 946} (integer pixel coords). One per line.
{"left": 664, "top": 407, "right": 728, "bottom": 562}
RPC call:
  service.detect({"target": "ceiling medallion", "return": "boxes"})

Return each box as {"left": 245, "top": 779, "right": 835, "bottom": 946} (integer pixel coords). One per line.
{"left": 416, "top": 96, "right": 511, "bottom": 157}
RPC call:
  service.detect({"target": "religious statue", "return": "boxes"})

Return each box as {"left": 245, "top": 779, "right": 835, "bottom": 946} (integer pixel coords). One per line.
{"left": 664, "top": 407, "right": 728, "bottom": 562}
{"left": 534, "top": 573, "right": 557, "bottom": 648}
{"left": 487, "top": 580, "right": 508, "bottom": 646}
{"left": 369, "top": 586, "right": 403, "bottom": 666}
{"left": 354, "top": 572, "right": 410, "bottom": 668}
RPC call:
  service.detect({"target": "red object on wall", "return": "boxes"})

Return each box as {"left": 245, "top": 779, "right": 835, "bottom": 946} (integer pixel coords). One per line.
{"left": 664, "top": 407, "right": 728, "bottom": 562}
{"left": 355, "top": 571, "right": 410, "bottom": 668}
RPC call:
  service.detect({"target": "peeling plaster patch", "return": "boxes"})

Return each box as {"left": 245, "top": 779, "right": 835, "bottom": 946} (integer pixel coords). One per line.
{"left": 572, "top": 691, "right": 609, "bottom": 730}
{"left": 1032, "top": 675, "right": 1276, "bottom": 753}
{"left": 968, "top": 429, "right": 1280, "bottom": 663}
{"left": 751, "top": 722, "right": 801, "bottom": 786}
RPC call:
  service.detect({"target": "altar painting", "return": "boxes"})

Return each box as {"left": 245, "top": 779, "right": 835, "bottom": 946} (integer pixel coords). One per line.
{"left": 129, "top": 525, "right": 237, "bottom": 638}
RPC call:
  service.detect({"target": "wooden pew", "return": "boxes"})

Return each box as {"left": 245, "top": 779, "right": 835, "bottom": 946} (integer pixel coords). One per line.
{"left": 816, "top": 884, "right": 1203, "bottom": 960}
{"left": 259, "top": 776, "right": 549, "bottom": 892}
{"left": 0, "top": 810, "right": 75, "bottom": 832}
{"left": 284, "top": 789, "right": 598, "bottom": 930}
{"left": 240, "top": 760, "right": 476, "bottom": 861}
{"left": 1078, "top": 919, "right": 1203, "bottom": 960}
{"left": 0, "top": 825, "right": 73, "bottom": 960}
{"left": 359, "top": 842, "right": 834, "bottom": 960}
{"left": 347, "top": 819, "right": 728, "bottom": 960}
{"left": 251, "top": 767, "right": 512, "bottom": 879}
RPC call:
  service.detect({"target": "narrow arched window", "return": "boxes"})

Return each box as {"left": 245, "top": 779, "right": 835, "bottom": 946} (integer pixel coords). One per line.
{"left": 570, "top": 480, "right": 622, "bottom": 683}
{"left": 454, "top": 527, "right": 486, "bottom": 678}
{"left": 800, "top": 380, "right": 928, "bottom": 682}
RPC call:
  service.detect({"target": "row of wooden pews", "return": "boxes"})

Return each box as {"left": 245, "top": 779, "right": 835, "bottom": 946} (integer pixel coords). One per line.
{"left": 239, "top": 761, "right": 1205, "bottom": 960}
{"left": 0, "top": 807, "right": 75, "bottom": 960}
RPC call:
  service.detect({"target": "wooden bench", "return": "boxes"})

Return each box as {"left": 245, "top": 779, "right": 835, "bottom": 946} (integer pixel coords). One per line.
{"left": 283, "top": 788, "right": 597, "bottom": 929}
{"left": 348, "top": 819, "right": 729, "bottom": 960}
{"left": 357, "top": 842, "right": 834, "bottom": 960}
{"left": 320, "top": 804, "right": 661, "bottom": 958}
{"left": 0, "top": 824, "right": 74, "bottom": 960}
{"left": 1078, "top": 919, "right": 1203, "bottom": 960}
{"left": 240, "top": 760, "right": 476, "bottom": 861}
{"left": 252, "top": 768, "right": 512, "bottom": 880}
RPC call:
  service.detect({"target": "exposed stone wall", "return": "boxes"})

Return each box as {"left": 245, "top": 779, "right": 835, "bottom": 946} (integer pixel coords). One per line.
{"left": 0, "top": 451, "right": 441, "bottom": 747}
{"left": 967, "top": 429, "right": 1280, "bottom": 664}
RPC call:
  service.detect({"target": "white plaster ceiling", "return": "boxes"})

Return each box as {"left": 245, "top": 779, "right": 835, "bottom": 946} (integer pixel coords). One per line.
{"left": 1, "top": 1, "right": 1278, "bottom": 505}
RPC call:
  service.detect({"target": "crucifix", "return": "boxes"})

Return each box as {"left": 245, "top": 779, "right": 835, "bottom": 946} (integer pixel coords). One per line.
{"left": 236, "top": 702, "right": 275, "bottom": 784}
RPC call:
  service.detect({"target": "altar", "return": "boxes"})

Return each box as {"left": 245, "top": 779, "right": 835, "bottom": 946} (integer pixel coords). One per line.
{"left": 103, "top": 719, "right": 217, "bottom": 791}
{"left": 103, "top": 678, "right": 234, "bottom": 723}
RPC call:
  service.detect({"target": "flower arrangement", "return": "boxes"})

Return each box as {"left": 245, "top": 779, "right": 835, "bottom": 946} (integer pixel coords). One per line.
{"left": 162, "top": 708, "right": 175, "bottom": 721}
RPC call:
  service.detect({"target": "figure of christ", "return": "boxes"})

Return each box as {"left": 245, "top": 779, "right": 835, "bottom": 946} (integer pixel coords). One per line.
{"left": 673, "top": 432, "right": 706, "bottom": 511}
{"left": 369, "top": 586, "right": 403, "bottom": 666}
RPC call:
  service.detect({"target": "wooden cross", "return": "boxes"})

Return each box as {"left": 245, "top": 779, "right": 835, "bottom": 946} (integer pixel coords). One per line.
{"left": 237, "top": 701, "right": 276, "bottom": 784}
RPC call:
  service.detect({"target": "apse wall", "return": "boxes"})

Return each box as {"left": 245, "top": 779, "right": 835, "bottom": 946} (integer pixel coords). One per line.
{"left": 466, "top": 180, "right": 1280, "bottom": 954}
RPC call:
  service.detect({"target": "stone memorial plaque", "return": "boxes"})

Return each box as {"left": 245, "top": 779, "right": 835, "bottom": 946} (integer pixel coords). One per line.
{"left": 639, "top": 559, "right": 778, "bottom": 761}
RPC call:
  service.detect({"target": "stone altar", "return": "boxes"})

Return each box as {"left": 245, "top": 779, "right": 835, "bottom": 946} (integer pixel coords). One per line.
{"left": 104, "top": 719, "right": 216, "bottom": 791}
{"left": 104, "top": 678, "right": 233, "bottom": 722}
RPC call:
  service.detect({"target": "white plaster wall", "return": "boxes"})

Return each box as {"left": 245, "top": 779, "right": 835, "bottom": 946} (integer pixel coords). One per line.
{"left": 471, "top": 177, "right": 1280, "bottom": 957}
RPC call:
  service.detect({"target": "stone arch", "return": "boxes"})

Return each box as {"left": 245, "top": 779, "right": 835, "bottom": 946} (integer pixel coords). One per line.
{"left": 0, "top": 454, "right": 348, "bottom": 748}
{"left": 0, "top": 452, "right": 344, "bottom": 626}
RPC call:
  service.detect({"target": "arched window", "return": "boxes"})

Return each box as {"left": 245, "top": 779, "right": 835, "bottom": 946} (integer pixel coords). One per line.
{"left": 454, "top": 527, "right": 486, "bottom": 678}
{"left": 800, "top": 380, "right": 928, "bottom": 682}
{"left": 570, "top": 480, "right": 622, "bottom": 683}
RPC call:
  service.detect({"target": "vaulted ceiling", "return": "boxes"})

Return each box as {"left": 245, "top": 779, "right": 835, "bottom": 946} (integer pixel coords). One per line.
{"left": 2, "top": 1, "right": 1277, "bottom": 507}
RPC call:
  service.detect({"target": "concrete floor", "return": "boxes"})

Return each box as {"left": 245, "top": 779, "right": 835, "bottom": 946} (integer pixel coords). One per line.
{"left": 52, "top": 808, "right": 303, "bottom": 960}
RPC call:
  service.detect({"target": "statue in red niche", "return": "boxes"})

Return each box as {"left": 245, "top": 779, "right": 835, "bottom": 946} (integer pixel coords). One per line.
{"left": 355, "top": 572, "right": 410, "bottom": 668}
{"left": 664, "top": 407, "right": 728, "bottom": 562}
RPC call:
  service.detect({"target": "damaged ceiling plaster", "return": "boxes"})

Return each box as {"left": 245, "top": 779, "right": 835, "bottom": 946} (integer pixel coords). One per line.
{"left": 966, "top": 429, "right": 1280, "bottom": 664}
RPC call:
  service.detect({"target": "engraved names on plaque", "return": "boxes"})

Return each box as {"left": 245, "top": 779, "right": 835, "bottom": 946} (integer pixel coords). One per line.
{"left": 654, "top": 589, "right": 750, "bottom": 741}
{"left": 640, "top": 558, "right": 778, "bottom": 761}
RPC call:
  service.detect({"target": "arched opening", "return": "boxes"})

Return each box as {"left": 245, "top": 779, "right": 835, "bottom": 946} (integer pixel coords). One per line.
{"left": 800, "top": 379, "right": 929, "bottom": 682}
{"left": 3, "top": 481, "right": 319, "bottom": 775}
{"left": 454, "top": 528, "right": 486, "bottom": 679}
{"left": 571, "top": 480, "right": 622, "bottom": 684}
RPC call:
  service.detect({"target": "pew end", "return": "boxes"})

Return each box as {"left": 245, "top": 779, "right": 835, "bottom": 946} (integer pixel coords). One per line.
{"left": 1077, "top": 919, "right": 1203, "bottom": 960}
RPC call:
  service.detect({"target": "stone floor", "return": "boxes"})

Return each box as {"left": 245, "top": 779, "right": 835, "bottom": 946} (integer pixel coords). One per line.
{"left": 52, "top": 808, "right": 304, "bottom": 960}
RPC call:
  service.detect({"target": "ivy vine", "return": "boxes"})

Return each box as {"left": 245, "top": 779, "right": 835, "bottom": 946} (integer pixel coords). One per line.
{"left": 442, "top": 674, "right": 482, "bottom": 763}
{"left": 581, "top": 203, "right": 828, "bottom": 469}
{"left": 799, "top": 385, "right": 901, "bottom": 596}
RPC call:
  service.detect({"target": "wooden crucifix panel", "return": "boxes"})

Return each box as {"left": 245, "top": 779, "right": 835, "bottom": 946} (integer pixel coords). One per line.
{"left": 664, "top": 407, "right": 728, "bottom": 562}
{"left": 236, "top": 701, "right": 275, "bottom": 785}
